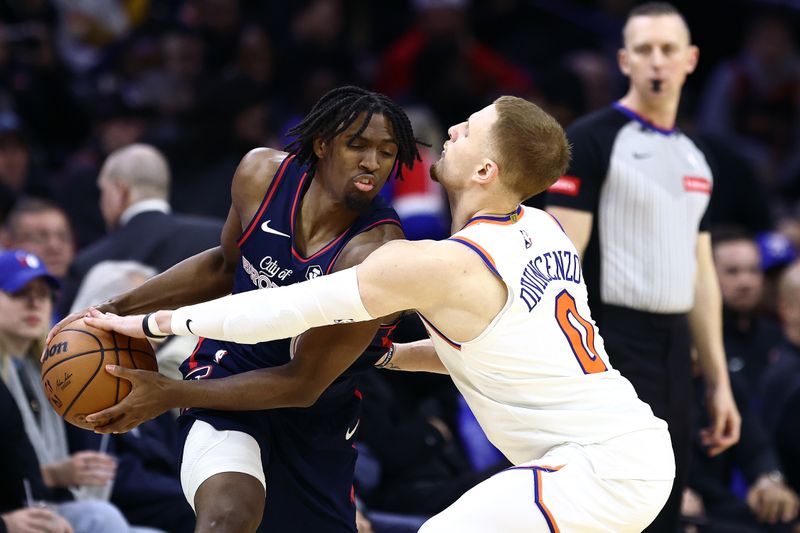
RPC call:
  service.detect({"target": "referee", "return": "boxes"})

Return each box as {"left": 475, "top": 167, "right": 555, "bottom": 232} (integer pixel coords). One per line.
{"left": 545, "top": 3, "right": 740, "bottom": 532}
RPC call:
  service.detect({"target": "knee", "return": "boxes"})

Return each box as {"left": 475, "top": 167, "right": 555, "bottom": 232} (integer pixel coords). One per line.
{"left": 195, "top": 494, "right": 263, "bottom": 533}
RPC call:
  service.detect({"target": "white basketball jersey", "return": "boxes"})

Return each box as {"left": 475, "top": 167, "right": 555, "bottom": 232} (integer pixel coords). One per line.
{"left": 422, "top": 206, "right": 674, "bottom": 480}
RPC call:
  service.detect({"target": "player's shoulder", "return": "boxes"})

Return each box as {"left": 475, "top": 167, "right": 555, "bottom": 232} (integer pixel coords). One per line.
{"left": 231, "top": 147, "right": 289, "bottom": 202}
{"left": 237, "top": 147, "right": 289, "bottom": 180}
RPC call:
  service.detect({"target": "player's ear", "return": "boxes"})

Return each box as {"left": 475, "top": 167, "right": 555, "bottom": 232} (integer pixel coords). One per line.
{"left": 474, "top": 158, "right": 499, "bottom": 185}
{"left": 313, "top": 138, "right": 326, "bottom": 159}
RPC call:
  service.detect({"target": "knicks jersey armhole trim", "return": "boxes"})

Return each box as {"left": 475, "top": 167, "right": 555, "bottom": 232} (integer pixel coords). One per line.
{"left": 546, "top": 212, "right": 566, "bottom": 234}
{"left": 324, "top": 218, "right": 403, "bottom": 275}
{"left": 448, "top": 237, "right": 501, "bottom": 278}
{"left": 427, "top": 237, "right": 515, "bottom": 347}
{"left": 237, "top": 154, "right": 295, "bottom": 247}
{"left": 419, "top": 314, "right": 461, "bottom": 350}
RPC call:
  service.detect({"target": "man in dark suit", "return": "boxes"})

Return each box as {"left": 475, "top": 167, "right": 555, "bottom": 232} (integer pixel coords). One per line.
{"left": 58, "top": 143, "right": 223, "bottom": 315}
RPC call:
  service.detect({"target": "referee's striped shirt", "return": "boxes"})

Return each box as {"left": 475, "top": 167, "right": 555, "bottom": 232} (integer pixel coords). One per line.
{"left": 546, "top": 103, "right": 713, "bottom": 314}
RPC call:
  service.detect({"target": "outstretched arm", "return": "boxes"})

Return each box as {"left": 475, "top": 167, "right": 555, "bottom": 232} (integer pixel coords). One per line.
{"left": 85, "top": 226, "right": 410, "bottom": 432}
{"left": 85, "top": 239, "right": 440, "bottom": 343}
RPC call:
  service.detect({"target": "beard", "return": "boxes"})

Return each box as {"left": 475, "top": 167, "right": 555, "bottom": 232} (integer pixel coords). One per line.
{"left": 344, "top": 191, "right": 374, "bottom": 214}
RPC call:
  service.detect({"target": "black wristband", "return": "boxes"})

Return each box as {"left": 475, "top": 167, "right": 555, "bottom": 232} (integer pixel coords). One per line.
{"left": 374, "top": 343, "right": 395, "bottom": 368}
{"left": 142, "top": 312, "right": 168, "bottom": 339}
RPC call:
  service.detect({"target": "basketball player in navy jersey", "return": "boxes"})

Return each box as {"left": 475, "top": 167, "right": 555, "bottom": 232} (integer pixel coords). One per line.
{"left": 48, "top": 86, "right": 421, "bottom": 533}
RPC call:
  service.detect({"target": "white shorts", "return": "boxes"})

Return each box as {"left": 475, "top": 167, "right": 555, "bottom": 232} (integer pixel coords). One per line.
{"left": 180, "top": 420, "right": 266, "bottom": 511}
{"left": 419, "top": 443, "right": 672, "bottom": 533}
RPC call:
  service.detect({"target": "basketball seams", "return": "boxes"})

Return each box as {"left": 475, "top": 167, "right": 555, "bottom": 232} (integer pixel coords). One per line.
{"left": 61, "top": 349, "right": 107, "bottom": 418}
{"left": 41, "top": 327, "right": 104, "bottom": 381}
{"left": 40, "top": 348, "right": 106, "bottom": 379}
{"left": 111, "top": 331, "right": 122, "bottom": 404}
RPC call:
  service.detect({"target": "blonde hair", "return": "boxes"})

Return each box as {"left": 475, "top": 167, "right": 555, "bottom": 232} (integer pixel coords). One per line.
{"left": 491, "top": 96, "right": 571, "bottom": 200}
{"left": 0, "top": 335, "right": 46, "bottom": 381}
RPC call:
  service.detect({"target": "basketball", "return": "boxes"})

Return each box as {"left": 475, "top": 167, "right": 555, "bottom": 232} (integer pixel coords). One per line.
{"left": 41, "top": 318, "right": 158, "bottom": 430}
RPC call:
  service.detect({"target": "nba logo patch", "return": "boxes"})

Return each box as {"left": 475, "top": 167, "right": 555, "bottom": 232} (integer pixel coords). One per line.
{"left": 306, "top": 265, "right": 323, "bottom": 280}
{"left": 520, "top": 229, "right": 532, "bottom": 249}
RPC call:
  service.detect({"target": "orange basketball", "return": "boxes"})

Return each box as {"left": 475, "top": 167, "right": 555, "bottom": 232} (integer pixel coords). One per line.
{"left": 41, "top": 318, "right": 158, "bottom": 430}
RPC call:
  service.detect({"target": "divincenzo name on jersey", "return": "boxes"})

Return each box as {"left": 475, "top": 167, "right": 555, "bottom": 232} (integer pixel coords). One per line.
{"left": 519, "top": 250, "right": 582, "bottom": 311}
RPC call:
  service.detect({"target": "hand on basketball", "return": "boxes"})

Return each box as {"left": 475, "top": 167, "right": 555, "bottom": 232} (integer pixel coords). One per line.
{"left": 700, "top": 383, "right": 741, "bottom": 457}
{"left": 86, "top": 364, "right": 172, "bottom": 433}
{"left": 44, "top": 302, "right": 118, "bottom": 356}
{"left": 1, "top": 507, "right": 73, "bottom": 533}
{"left": 82, "top": 308, "right": 148, "bottom": 339}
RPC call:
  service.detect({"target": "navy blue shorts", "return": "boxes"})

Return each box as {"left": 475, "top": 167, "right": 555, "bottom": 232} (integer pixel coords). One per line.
{"left": 178, "top": 339, "right": 361, "bottom": 533}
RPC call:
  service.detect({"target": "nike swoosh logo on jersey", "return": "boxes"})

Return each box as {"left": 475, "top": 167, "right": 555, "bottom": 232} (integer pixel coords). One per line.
{"left": 261, "top": 220, "right": 290, "bottom": 238}
{"left": 345, "top": 420, "right": 360, "bottom": 440}
{"left": 632, "top": 152, "right": 652, "bottom": 159}
{"left": 186, "top": 319, "right": 195, "bottom": 335}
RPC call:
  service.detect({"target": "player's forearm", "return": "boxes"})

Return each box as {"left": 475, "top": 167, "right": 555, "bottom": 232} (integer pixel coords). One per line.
{"left": 109, "top": 248, "right": 234, "bottom": 315}
{"left": 380, "top": 339, "right": 448, "bottom": 374}
{"left": 154, "top": 267, "right": 375, "bottom": 344}
{"left": 167, "top": 364, "right": 321, "bottom": 410}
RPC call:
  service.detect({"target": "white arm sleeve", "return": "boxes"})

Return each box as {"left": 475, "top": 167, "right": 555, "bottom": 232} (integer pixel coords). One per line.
{"left": 170, "top": 267, "right": 375, "bottom": 344}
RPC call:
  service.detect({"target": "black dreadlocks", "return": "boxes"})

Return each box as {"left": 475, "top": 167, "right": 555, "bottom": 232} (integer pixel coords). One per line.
{"left": 284, "top": 86, "right": 424, "bottom": 176}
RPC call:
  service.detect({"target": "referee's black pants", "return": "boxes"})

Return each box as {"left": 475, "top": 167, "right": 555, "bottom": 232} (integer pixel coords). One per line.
{"left": 598, "top": 304, "right": 692, "bottom": 533}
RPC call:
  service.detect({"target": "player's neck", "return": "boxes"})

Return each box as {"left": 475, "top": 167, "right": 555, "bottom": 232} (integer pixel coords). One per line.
{"left": 296, "top": 179, "right": 361, "bottom": 247}
{"left": 448, "top": 193, "right": 520, "bottom": 234}
{"left": 618, "top": 92, "right": 678, "bottom": 131}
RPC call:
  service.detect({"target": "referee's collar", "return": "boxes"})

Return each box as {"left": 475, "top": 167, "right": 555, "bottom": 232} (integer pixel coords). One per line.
{"left": 613, "top": 102, "right": 677, "bottom": 136}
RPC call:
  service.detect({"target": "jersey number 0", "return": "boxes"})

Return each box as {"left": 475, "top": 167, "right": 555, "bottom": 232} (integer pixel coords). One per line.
{"left": 555, "top": 290, "right": 608, "bottom": 374}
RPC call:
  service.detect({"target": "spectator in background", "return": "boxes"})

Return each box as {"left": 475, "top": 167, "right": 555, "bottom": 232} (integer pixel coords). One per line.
{"left": 54, "top": 96, "right": 151, "bottom": 248}
{"left": 545, "top": 4, "right": 740, "bottom": 531}
{"left": 0, "top": 378, "right": 83, "bottom": 533}
{"left": 0, "top": 250, "right": 135, "bottom": 532}
{"left": 761, "top": 261, "right": 800, "bottom": 495}
{"left": 757, "top": 231, "right": 798, "bottom": 321}
{"left": 0, "top": 112, "right": 50, "bottom": 224}
{"left": 712, "top": 226, "right": 783, "bottom": 393}
{"left": 697, "top": 134, "right": 774, "bottom": 234}
{"left": 685, "top": 369, "right": 799, "bottom": 533}
{"left": 58, "top": 143, "right": 222, "bottom": 317}
{"left": 698, "top": 12, "right": 800, "bottom": 196}
{"left": 2, "top": 198, "right": 75, "bottom": 280}
{"left": 375, "top": 0, "right": 533, "bottom": 128}
{"left": 67, "top": 259, "right": 195, "bottom": 533}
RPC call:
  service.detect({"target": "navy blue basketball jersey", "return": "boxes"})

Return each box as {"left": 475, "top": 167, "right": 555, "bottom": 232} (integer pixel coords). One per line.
{"left": 182, "top": 154, "right": 401, "bottom": 381}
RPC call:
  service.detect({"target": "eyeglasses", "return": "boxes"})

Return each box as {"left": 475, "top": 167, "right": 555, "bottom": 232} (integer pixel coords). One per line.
{"left": 3, "top": 284, "right": 54, "bottom": 302}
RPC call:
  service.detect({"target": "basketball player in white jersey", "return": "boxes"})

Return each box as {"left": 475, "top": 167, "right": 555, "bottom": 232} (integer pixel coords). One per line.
{"left": 85, "top": 96, "right": 675, "bottom": 532}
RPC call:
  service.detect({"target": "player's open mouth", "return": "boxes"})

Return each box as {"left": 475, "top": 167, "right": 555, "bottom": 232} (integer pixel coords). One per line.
{"left": 354, "top": 175, "right": 375, "bottom": 192}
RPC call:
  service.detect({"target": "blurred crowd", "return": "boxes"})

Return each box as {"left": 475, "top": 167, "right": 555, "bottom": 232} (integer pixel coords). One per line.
{"left": 1, "top": 0, "right": 800, "bottom": 532}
